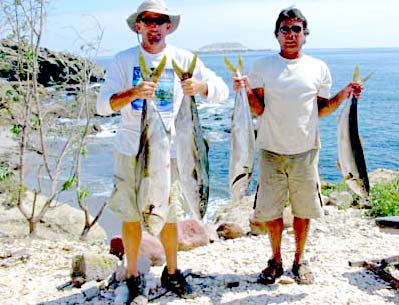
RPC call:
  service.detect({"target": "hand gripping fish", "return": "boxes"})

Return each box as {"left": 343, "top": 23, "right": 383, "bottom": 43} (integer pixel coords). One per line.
{"left": 135, "top": 52, "right": 170, "bottom": 235}
{"left": 224, "top": 56, "right": 256, "bottom": 204}
{"left": 337, "top": 66, "right": 373, "bottom": 205}
{"left": 172, "top": 55, "right": 209, "bottom": 219}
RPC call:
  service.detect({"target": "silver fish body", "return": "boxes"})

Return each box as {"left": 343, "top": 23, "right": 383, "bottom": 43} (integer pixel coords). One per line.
{"left": 337, "top": 95, "right": 370, "bottom": 199}
{"left": 175, "top": 95, "right": 209, "bottom": 219}
{"left": 229, "top": 86, "right": 256, "bottom": 204}
{"left": 135, "top": 99, "right": 171, "bottom": 235}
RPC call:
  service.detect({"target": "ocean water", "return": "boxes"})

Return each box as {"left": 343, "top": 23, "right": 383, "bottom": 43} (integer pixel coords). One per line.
{"left": 26, "top": 48, "right": 399, "bottom": 239}
{"left": 95, "top": 47, "right": 399, "bottom": 196}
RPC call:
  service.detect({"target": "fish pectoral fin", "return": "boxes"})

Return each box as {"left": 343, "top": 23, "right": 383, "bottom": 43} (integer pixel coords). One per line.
{"left": 232, "top": 173, "right": 247, "bottom": 186}
{"left": 354, "top": 178, "right": 366, "bottom": 188}
{"left": 166, "top": 129, "right": 172, "bottom": 140}
{"left": 337, "top": 161, "right": 342, "bottom": 170}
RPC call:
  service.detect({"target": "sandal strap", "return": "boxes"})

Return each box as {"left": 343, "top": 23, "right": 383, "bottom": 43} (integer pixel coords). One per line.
{"left": 257, "top": 259, "right": 284, "bottom": 284}
{"left": 292, "top": 261, "right": 314, "bottom": 284}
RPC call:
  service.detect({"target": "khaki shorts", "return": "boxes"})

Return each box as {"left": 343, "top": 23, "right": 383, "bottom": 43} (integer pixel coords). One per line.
{"left": 253, "top": 149, "right": 323, "bottom": 222}
{"left": 108, "top": 151, "right": 181, "bottom": 223}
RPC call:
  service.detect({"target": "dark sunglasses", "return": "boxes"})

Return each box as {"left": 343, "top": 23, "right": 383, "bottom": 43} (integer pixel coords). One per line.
{"left": 138, "top": 16, "right": 170, "bottom": 26}
{"left": 279, "top": 25, "right": 303, "bottom": 34}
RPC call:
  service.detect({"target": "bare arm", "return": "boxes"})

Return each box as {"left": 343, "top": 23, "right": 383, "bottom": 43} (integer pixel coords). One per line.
{"left": 109, "top": 81, "right": 158, "bottom": 111}
{"left": 247, "top": 87, "right": 265, "bottom": 116}
{"left": 318, "top": 82, "right": 363, "bottom": 118}
{"left": 233, "top": 76, "right": 265, "bottom": 116}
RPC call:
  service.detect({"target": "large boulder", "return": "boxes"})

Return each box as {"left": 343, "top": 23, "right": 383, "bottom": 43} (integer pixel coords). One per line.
{"left": 109, "top": 233, "right": 166, "bottom": 266}
{"left": 216, "top": 223, "right": 244, "bottom": 239}
{"left": 0, "top": 191, "right": 106, "bottom": 242}
{"left": 214, "top": 195, "right": 255, "bottom": 234}
{"left": 139, "top": 232, "right": 165, "bottom": 266}
{"left": 369, "top": 168, "right": 399, "bottom": 186}
{"left": 177, "top": 218, "right": 210, "bottom": 251}
{"left": 0, "top": 39, "right": 104, "bottom": 87}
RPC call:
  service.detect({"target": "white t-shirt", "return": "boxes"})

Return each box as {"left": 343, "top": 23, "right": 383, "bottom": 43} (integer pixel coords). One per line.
{"left": 249, "top": 53, "right": 332, "bottom": 155}
{"left": 97, "top": 44, "right": 228, "bottom": 157}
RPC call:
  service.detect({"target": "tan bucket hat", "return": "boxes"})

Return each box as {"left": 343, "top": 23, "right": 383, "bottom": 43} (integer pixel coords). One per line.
{"left": 126, "top": 0, "right": 180, "bottom": 34}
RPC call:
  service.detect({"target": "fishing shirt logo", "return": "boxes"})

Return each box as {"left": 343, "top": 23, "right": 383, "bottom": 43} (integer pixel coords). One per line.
{"left": 131, "top": 66, "right": 174, "bottom": 112}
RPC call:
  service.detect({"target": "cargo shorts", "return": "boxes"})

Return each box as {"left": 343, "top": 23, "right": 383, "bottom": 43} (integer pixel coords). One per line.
{"left": 253, "top": 149, "right": 323, "bottom": 222}
{"left": 108, "top": 151, "right": 182, "bottom": 223}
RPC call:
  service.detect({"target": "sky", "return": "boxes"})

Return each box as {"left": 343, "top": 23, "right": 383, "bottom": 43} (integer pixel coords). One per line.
{"left": 40, "top": 0, "right": 399, "bottom": 56}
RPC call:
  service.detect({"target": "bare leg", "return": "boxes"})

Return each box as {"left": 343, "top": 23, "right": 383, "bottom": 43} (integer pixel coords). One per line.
{"left": 266, "top": 218, "right": 284, "bottom": 263}
{"left": 293, "top": 217, "right": 310, "bottom": 264}
{"left": 122, "top": 221, "right": 142, "bottom": 277}
{"left": 160, "top": 223, "right": 178, "bottom": 274}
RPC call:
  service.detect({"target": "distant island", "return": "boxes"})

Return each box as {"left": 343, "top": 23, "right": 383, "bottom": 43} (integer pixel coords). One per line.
{"left": 196, "top": 42, "right": 270, "bottom": 53}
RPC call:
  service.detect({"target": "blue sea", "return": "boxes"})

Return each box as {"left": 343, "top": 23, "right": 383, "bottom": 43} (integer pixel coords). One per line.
{"left": 28, "top": 48, "right": 399, "bottom": 240}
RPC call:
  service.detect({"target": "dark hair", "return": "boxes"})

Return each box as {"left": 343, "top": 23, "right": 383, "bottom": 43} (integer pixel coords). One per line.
{"left": 274, "top": 7, "right": 309, "bottom": 37}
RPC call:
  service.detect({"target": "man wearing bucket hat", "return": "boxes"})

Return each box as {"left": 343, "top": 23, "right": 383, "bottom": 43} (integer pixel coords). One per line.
{"left": 97, "top": 0, "right": 228, "bottom": 301}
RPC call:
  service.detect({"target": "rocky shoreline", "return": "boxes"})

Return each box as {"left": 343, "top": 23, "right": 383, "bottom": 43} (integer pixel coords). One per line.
{"left": 1, "top": 109, "right": 399, "bottom": 304}
{"left": 1, "top": 203, "right": 399, "bottom": 305}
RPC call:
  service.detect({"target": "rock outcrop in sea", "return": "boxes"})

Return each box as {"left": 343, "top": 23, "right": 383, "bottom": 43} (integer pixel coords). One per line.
{"left": 198, "top": 42, "right": 250, "bottom": 53}
{"left": 0, "top": 39, "right": 104, "bottom": 87}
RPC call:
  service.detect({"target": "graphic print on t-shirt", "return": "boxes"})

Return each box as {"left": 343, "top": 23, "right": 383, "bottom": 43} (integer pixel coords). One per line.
{"left": 131, "top": 66, "right": 174, "bottom": 113}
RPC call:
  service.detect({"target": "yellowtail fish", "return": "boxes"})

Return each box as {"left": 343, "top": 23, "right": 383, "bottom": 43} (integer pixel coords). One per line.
{"left": 172, "top": 55, "right": 209, "bottom": 219}
{"left": 135, "top": 53, "right": 170, "bottom": 235}
{"left": 224, "top": 56, "right": 255, "bottom": 204}
{"left": 337, "top": 66, "right": 373, "bottom": 205}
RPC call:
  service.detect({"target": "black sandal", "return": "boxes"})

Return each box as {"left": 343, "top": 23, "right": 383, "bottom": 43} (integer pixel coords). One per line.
{"left": 257, "top": 259, "right": 284, "bottom": 285}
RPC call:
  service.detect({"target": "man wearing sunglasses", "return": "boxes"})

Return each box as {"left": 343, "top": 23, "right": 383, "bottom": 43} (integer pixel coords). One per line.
{"left": 97, "top": 0, "right": 228, "bottom": 302}
{"left": 234, "top": 7, "right": 363, "bottom": 285}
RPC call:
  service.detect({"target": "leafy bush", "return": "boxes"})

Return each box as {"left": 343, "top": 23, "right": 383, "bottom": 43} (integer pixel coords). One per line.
{"left": 321, "top": 180, "right": 351, "bottom": 197}
{"left": 0, "top": 166, "right": 13, "bottom": 181}
{"left": 0, "top": 168, "right": 21, "bottom": 208}
{"left": 367, "top": 177, "right": 399, "bottom": 217}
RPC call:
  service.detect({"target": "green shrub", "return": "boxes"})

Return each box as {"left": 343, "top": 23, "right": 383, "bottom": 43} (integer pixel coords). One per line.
{"left": 0, "top": 166, "right": 13, "bottom": 181}
{"left": 367, "top": 177, "right": 399, "bottom": 217}
{"left": 0, "top": 169, "right": 21, "bottom": 208}
{"left": 321, "top": 180, "right": 351, "bottom": 197}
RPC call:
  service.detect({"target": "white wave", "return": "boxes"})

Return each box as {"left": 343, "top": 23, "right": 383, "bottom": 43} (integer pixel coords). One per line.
{"left": 89, "top": 120, "right": 119, "bottom": 138}
{"left": 204, "top": 197, "right": 230, "bottom": 223}
{"left": 92, "top": 190, "right": 112, "bottom": 197}
{"left": 93, "top": 129, "right": 117, "bottom": 138}
{"left": 197, "top": 97, "right": 234, "bottom": 111}
{"left": 205, "top": 131, "right": 229, "bottom": 143}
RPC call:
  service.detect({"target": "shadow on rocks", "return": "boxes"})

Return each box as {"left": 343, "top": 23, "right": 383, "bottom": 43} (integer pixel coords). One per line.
{"left": 343, "top": 271, "right": 399, "bottom": 305}
{"left": 157, "top": 271, "right": 308, "bottom": 305}
{"left": 37, "top": 291, "right": 113, "bottom": 305}
{"left": 37, "top": 271, "right": 308, "bottom": 305}
{"left": 222, "top": 292, "right": 308, "bottom": 305}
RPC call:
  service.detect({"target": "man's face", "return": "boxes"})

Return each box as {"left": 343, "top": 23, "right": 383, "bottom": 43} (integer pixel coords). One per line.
{"left": 276, "top": 19, "right": 306, "bottom": 55}
{"left": 135, "top": 12, "right": 171, "bottom": 45}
